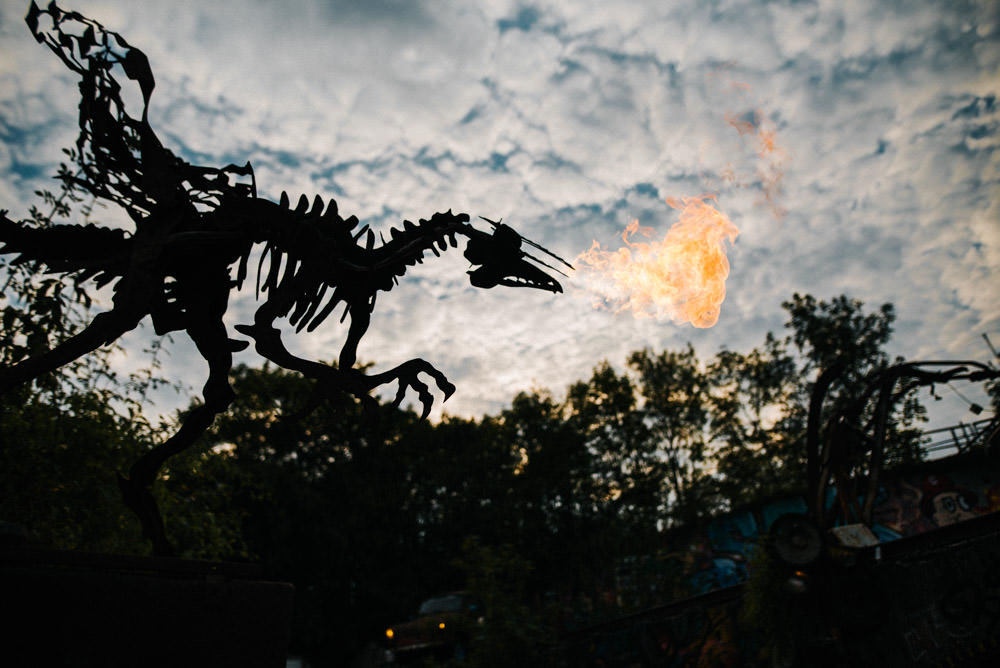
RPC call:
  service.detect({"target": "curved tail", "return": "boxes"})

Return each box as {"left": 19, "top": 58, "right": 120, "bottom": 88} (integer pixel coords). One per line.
{"left": 0, "top": 211, "right": 130, "bottom": 287}
{"left": 25, "top": 2, "right": 256, "bottom": 219}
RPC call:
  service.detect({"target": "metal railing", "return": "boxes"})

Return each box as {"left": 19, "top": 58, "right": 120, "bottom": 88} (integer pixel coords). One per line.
{"left": 922, "top": 417, "right": 998, "bottom": 458}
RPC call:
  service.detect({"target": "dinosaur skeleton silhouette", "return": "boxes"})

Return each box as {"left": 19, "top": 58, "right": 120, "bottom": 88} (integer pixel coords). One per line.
{"left": 0, "top": 3, "right": 571, "bottom": 555}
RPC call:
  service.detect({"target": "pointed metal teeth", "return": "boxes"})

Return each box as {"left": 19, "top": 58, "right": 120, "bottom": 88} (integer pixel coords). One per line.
{"left": 295, "top": 194, "right": 309, "bottom": 214}
{"left": 312, "top": 194, "right": 324, "bottom": 215}
{"left": 279, "top": 191, "right": 289, "bottom": 209}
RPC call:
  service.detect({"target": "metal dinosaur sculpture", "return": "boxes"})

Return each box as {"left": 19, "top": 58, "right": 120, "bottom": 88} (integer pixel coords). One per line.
{"left": 0, "top": 2, "right": 572, "bottom": 555}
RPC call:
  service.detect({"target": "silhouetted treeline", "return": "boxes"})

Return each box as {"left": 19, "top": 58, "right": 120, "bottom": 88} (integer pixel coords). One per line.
{"left": 3, "top": 284, "right": 946, "bottom": 665}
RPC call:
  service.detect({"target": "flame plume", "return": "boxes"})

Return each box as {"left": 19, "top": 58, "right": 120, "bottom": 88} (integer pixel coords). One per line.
{"left": 576, "top": 195, "right": 739, "bottom": 328}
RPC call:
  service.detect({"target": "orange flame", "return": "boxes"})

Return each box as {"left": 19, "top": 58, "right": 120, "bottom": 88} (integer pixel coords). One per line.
{"left": 576, "top": 195, "right": 739, "bottom": 328}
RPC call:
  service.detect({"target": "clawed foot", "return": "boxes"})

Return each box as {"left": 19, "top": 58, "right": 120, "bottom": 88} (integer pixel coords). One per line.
{"left": 369, "top": 359, "right": 455, "bottom": 419}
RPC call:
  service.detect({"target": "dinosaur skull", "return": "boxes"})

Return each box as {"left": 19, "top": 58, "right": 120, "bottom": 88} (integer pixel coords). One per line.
{"left": 463, "top": 224, "right": 564, "bottom": 293}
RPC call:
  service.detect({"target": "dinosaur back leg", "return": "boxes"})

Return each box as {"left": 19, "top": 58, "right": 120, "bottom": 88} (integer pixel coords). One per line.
{"left": 120, "top": 288, "right": 237, "bottom": 556}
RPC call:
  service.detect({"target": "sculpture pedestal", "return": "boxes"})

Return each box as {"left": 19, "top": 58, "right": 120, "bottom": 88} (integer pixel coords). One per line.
{"left": 1, "top": 546, "right": 294, "bottom": 668}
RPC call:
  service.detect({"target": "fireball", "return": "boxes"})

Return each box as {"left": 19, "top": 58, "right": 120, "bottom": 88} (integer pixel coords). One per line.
{"left": 576, "top": 195, "right": 739, "bottom": 328}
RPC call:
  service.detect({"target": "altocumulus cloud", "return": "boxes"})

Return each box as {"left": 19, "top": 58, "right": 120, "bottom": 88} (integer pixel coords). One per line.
{"left": 0, "top": 0, "right": 996, "bottom": 425}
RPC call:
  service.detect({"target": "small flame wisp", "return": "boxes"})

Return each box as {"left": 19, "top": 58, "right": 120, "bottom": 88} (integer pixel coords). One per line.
{"left": 576, "top": 195, "right": 739, "bottom": 328}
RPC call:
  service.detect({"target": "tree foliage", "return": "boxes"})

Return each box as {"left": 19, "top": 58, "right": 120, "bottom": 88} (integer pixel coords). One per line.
{"left": 708, "top": 332, "right": 804, "bottom": 505}
{"left": 0, "top": 179, "right": 174, "bottom": 553}
{"left": 3, "top": 262, "right": 946, "bottom": 664}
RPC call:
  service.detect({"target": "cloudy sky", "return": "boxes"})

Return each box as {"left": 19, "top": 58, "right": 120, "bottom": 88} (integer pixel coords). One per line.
{"left": 1, "top": 0, "right": 997, "bottom": 430}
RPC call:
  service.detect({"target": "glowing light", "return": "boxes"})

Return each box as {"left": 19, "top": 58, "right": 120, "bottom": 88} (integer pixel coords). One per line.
{"left": 576, "top": 195, "right": 738, "bottom": 328}
{"left": 438, "top": 622, "right": 446, "bottom": 630}
{"left": 385, "top": 629, "right": 394, "bottom": 639}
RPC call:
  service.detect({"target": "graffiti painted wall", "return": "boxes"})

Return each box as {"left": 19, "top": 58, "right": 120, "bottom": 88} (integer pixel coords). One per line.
{"left": 614, "top": 452, "right": 1000, "bottom": 608}
{"left": 870, "top": 462, "right": 1000, "bottom": 540}
{"left": 572, "top": 521, "right": 1000, "bottom": 668}
{"left": 578, "top": 452, "right": 1000, "bottom": 667}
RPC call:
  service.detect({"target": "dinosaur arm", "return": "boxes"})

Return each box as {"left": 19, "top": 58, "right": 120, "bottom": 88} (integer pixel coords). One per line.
{"left": 232, "top": 308, "right": 374, "bottom": 408}
{"left": 235, "top": 289, "right": 454, "bottom": 418}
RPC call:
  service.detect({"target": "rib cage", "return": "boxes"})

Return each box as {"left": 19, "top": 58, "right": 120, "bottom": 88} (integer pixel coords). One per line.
{"left": 255, "top": 191, "right": 472, "bottom": 333}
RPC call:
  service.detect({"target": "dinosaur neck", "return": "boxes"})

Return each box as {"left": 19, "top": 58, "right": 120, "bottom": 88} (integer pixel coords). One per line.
{"left": 360, "top": 211, "right": 472, "bottom": 287}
